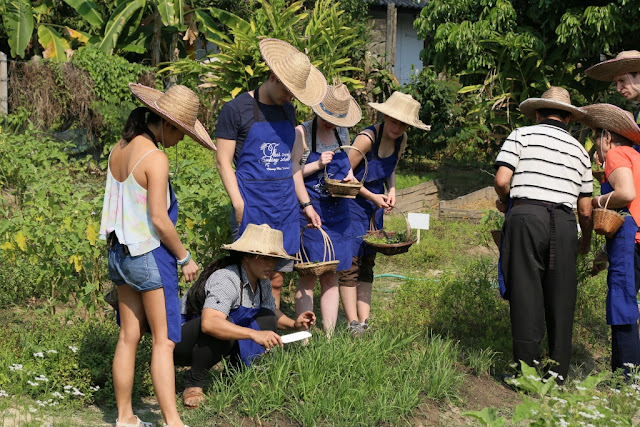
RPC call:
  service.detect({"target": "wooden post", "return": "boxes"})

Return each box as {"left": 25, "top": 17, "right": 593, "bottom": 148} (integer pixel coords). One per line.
{"left": 0, "top": 52, "right": 7, "bottom": 116}
{"left": 385, "top": 3, "right": 397, "bottom": 72}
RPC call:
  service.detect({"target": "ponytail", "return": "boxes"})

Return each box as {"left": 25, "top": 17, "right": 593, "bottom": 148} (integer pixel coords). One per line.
{"left": 121, "top": 107, "right": 162, "bottom": 143}
{"left": 185, "top": 251, "right": 244, "bottom": 318}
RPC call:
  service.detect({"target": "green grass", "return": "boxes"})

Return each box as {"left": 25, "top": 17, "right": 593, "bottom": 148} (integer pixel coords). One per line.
{"left": 182, "top": 328, "right": 464, "bottom": 427}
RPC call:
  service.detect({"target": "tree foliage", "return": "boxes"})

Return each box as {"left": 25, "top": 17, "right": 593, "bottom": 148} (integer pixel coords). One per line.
{"left": 415, "top": 0, "right": 640, "bottom": 151}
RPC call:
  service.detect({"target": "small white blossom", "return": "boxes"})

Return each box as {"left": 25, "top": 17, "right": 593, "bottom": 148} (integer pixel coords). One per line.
{"left": 68, "top": 346, "right": 78, "bottom": 353}
{"left": 0, "top": 390, "right": 8, "bottom": 397}
{"left": 576, "top": 386, "right": 587, "bottom": 391}
{"left": 548, "top": 370, "right": 559, "bottom": 378}
{"left": 72, "top": 387, "right": 85, "bottom": 396}
{"left": 9, "top": 364, "right": 23, "bottom": 371}
{"left": 46, "top": 350, "right": 57, "bottom": 354}
{"left": 89, "top": 385, "right": 100, "bottom": 391}
{"left": 624, "top": 362, "right": 635, "bottom": 368}
{"left": 51, "top": 392, "right": 64, "bottom": 399}
{"left": 610, "top": 388, "right": 621, "bottom": 394}
{"left": 27, "top": 381, "right": 39, "bottom": 387}
{"left": 558, "top": 375, "right": 564, "bottom": 381}
{"left": 35, "top": 375, "right": 48, "bottom": 382}
{"left": 36, "top": 400, "right": 46, "bottom": 407}
{"left": 28, "top": 407, "right": 37, "bottom": 413}
{"left": 33, "top": 352, "right": 44, "bottom": 358}
{"left": 533, "top": 359, "right": 540, "bottom": 365}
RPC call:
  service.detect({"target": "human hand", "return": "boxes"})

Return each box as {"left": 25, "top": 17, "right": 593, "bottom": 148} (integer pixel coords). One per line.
{"left": 294, "top": 311, "right": 316, "bottom": 330}
{"left": 385, "top": 189, "right": 396, "bottom": 213}
{"left": 371, "top": 193, "right": 390, "bottom": 210}
{"left": 495, "top": 198, "right": 508, "bottom": 213}
{"left": 590, "top": 247, "right": 608, "bottom": 276}
{"left": 251, "top": 330, "right": 283, "bottom": 350}
{"left": 303, "top": 206, "right": 322, "bottom": 228}
{"left": 577, "top": 236, "right": 591, "bottom": 255}
{"left": 318, "top": 151, "right": 335, "bottom": 167}
{"left": 342, "top": 169, "right": 356, "bottom": 183}
{"left": 181, "top": 259, "right": 199, "bottom": 282}
{"left": 233, "top": 202, "right": 245, "bottom": 226}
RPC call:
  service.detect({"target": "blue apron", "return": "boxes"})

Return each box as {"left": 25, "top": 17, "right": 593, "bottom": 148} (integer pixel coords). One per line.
{"left": 234, "top": 88, "right": 299, "bottom": 255}
{"left": 116, "top": 181, "right": 183, "bottom": 343}
{"left": 601, "top": 181, "right": 639, "bottom": 325}
{"left": 229, "top": 271, "right": 266, "bottom": 366}
{"left": 349, "top": 123, "right": 402, "bottom": 257}
{"left": 497, "top": 200, "right": 512, "bottom": 300}
{"left": 299, "top": 118, "right": 352, "bottom": 270}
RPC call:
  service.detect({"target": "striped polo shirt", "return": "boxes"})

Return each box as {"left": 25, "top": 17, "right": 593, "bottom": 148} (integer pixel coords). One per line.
{"left": 495, "top": 119, "right": 593, "bottom": 209}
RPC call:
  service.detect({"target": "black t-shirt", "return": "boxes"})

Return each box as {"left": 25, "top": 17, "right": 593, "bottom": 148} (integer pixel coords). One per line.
{"left": 215, "top": 91, "right": 296, "bottom": 164}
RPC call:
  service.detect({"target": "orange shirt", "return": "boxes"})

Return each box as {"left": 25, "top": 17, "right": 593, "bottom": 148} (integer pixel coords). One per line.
{"left": 605, "top": 145, "right": 640, "bottom": 242}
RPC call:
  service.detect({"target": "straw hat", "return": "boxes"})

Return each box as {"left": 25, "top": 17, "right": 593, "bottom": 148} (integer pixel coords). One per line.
{"left": 519, "top": 86, "right": 585, "bottom": 120}
{"left": 368, "top": 91, "right": 431, "bottom": 131}
{"left": 128, "top": 83, "right": 215, "bottom": 150}
{"left": 311, "top": 84, "right": 361, "bottom": 128}
{"left": 580, "top": 103, "right": 640, "bottom": 145}
{"left": 585, "top": 51, "right": 640, "bottom": 82}
{"left": 221, "top": 224, "right": 295, "bottom": 259}
{"left": 259, "top": 38, "right": 327, "bottom": 106}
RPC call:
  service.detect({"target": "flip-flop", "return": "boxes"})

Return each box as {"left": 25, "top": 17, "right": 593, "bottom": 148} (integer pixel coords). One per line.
{"left": 182, "top": 386, "right": 205, "bottom": 408}
{"left": 115, "top": 415, "right": 153, "bottom": 427}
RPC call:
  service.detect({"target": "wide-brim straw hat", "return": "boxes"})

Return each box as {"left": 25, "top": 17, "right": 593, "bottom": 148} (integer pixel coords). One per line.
{"left": 259, "top": 38, "right": 327, "bottom": 106}
{"left": 311, "top": 83, "right": 361, "bottom": 128}
{"left": 585, "top": 50, "right": 640, "bottom": 82}
{"left": 129, "top": 83, "right": 215, "bottom": 150}
{"left": 519, "top": 86, "right": 585, "bottom": 120}
{"left": 368, "top": 91, "right": 430, "bottom": 131}
{"left": 580, "top": 103, "right": 640, "bottom": 145}
{"left": 221, "top": 224, "right": 295, "bottom": 259}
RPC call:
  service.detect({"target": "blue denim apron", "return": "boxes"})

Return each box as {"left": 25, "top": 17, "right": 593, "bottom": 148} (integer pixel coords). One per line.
{"left": 601, "top": 181, "right": 639, "bottom": 325}
{"left": 299, "top": 117, "right": 352, "bottom": 270}
{"left": 349, "top": 123, "right": 402, "bottom": 257}
{"left": 229, "top": 271, "right": 266, "bottom": 366}
{"left": 234, "top": 88, "right": 299, "bottom": 255}
{"left": 115, "top": 181, "right": 183, "bottom": 343}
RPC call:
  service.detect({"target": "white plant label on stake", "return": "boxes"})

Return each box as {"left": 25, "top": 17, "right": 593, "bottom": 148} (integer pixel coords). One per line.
{"left": 407, "top": 213, "right": 430, "bottom": 244}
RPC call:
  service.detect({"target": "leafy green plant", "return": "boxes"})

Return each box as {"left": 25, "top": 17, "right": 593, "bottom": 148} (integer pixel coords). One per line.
{"left": 465, "top": 361, "right": 640, "bottom": 426}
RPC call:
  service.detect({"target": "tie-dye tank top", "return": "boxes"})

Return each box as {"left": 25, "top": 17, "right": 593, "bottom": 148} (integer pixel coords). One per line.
{"left": 99, "top": 149, "right": 170, "bottom": 256}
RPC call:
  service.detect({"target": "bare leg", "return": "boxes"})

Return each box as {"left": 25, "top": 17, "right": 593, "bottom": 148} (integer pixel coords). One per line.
{"left": 295, "top": 274, "right": 317, "bottom": 317}
{"left": 319, "top": 272, "right": 339, "bottom": 333}
{"left": 271, "top": 271, "right": 284, "bottom": 309}
{"left": 141, "top": 288, "right": 184, "bottom": 427}
{"left": 356, "top": 281, "right": 373, "bottom": 323}
{"left": 339, "top": 286, "right": 359, "bottom": 324}
{"left": 113, "top": 285, "right": 146, "bottom": 425}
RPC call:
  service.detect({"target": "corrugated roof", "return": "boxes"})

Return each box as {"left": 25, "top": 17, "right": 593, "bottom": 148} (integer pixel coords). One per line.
{"left": 372, "top": 0, "right": 428, "bottom": 9}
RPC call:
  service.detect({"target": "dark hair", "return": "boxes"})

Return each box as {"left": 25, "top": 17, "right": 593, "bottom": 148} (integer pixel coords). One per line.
{"left": 596, "top": 128, "right": 633, "bottom": 147}
{"left": 184, "top": 251, "right": 244, "bottom": 318}
{"left": 121, "top": 107, "right": 162, "bottom": 143}
{"left": 537, "top": 108, "right": 571, "bottom": 120}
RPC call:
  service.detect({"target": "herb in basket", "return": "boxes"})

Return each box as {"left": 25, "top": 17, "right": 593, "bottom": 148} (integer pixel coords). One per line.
{"left": 363, "top": 231, "right": 408, "bottom": 245}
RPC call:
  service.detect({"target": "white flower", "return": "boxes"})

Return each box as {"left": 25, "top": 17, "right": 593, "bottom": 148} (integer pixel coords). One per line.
{"left": 624, "top": 362, "right": 635, "bottom": 368}
{"left": 28, "top": 407, "right": 37, "bottom": 413}
{"left": 610, "top": 388, "right": 621, "bottom": 394}
{"left": 27, "top": 381, "right": 39, "bottom": 387}
{"left": 89, "top": 385, "right": 100, "bottom": 391}
{"left": 35, "top": 375, "right": 48, "bottom": 382}
{"left": 533, "top": 359, "right": 540, "bottom": 365}
{"left": 548, "top": 370, "right": 559, "bottom": 378}
{"left": 72, "top": 387, "right": 85, "bottom": 396}
{"left": 33, "top": 352, "right": 44, "bottom": 358}
{"left": 576, "top": 386, "right": 587, "bottom": 391}
{"left": 558, "top": 375, "right": 564, "bottom": 381}
{"left": 46, "top": 350, "right": 57, "bottom": 354}
{"left": 0, "top": 390, "right": 8, "bottom": 397}
{"left": 558, "top": 419, "right": 569, "bottom": 427}
{"left": 63, "top": 385, "right": 72, "bottom": 390}
{"left": 51, "top": 392, "right": 64, "bottom": 399}
{"left": 9, "top": 364, "right": 23, "bottom": 371}
{"left": 68, "top": 346, "right": 78, "bottom": 353}
{"left": 36, "top": 400, "right": 46, "bottom": 407}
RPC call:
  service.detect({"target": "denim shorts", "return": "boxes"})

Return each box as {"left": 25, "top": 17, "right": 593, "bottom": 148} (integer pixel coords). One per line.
{"left": 108, "top": 243, "right": 163, "bottom": 292}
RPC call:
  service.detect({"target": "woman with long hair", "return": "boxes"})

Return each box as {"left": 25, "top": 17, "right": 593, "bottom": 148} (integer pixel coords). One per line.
{"left": 99, "top": 83, "right": 215, "bottom": 427}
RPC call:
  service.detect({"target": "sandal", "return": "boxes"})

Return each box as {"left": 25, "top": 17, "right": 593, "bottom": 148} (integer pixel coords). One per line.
{"left": 115, "top": 415, "right": 153, "bottom": 427}
{"left": 182, "top": 386, "right": 205, "bottom": 408}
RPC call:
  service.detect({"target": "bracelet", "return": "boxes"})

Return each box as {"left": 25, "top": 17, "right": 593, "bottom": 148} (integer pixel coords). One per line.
{"left": 177, "top": 251, "right": 191, "bottom": 266}
{"left": 299, "top": 201, "right": 312, "bottom": 209}
{"left": 597, "top": 196, "right": 604, "bottom": 209}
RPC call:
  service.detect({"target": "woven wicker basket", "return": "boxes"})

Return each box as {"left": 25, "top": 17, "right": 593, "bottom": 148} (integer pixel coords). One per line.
{"left": 293, "top": 226, "right": 340, "bottom": 276}
{"left": 363, "top": 206, "right": 416, "bottom": 256}
{"left": 324, "top": 145, "right": 367, "bottom": 199}
{"left": 593, "top": 192, "right": 625, "bottom": 238}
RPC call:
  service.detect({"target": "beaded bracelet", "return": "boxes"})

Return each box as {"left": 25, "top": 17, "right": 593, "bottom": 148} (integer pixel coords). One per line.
{"left": 177, "top": 251, "right": 191, "bottom": 266}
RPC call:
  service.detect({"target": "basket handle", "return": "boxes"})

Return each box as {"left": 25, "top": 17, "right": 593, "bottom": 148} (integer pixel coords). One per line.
{"left": 368, "top": 205, "right": 412, "bottom": 240}
{"left": 322, "top": 145, "right": 368, "bottom": 185}
{"left": 296, "top": 226, "right": 336, "bottom": 263}
{"left": 603, "top": 192, "right": 613, "bottom": 210}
